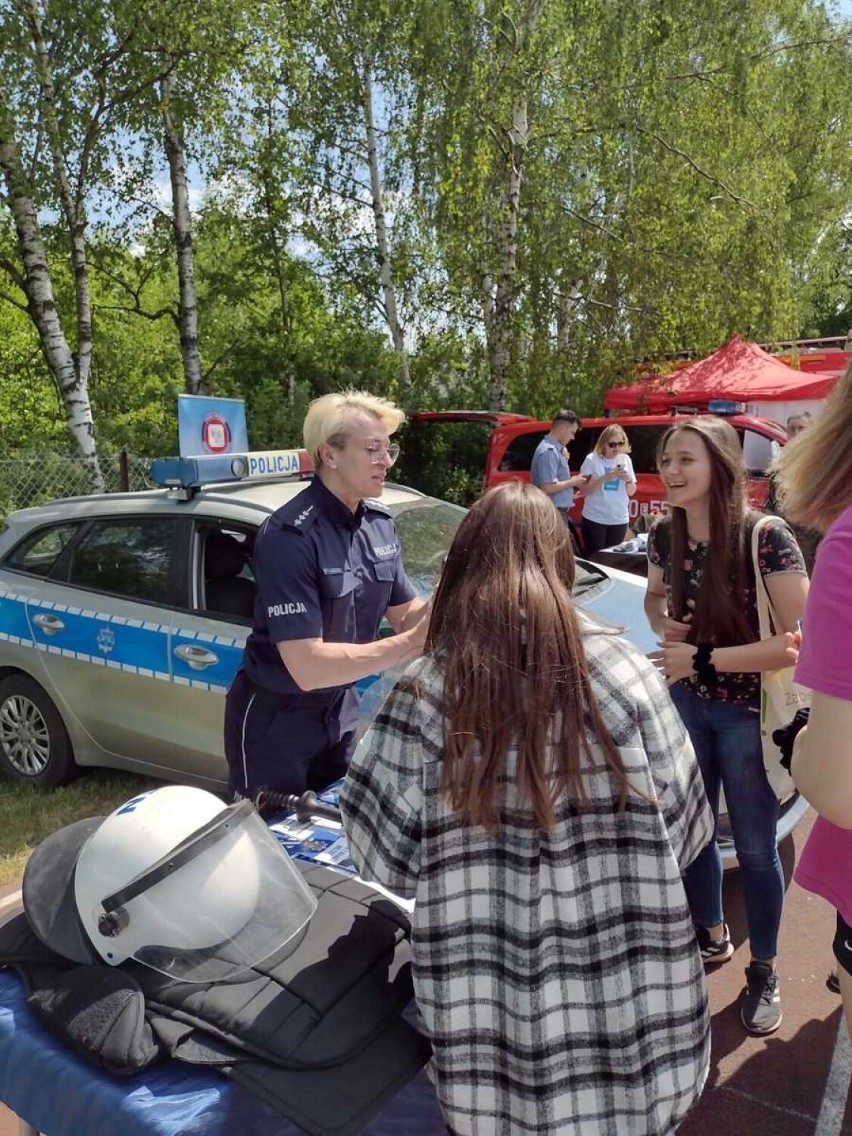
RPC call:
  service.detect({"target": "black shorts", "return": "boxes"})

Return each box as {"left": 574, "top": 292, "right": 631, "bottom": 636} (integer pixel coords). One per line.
{"left": 834, "top": 911, "right": 852, "bottom": 979}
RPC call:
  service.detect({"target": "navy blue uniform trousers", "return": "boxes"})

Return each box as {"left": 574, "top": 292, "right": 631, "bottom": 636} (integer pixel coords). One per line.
{"left": 224, "top": 671, "right": 358, "bottom": 798}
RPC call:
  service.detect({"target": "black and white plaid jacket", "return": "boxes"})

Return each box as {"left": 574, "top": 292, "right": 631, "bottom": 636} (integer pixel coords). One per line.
{"left": 340, "top": 622, "right": 713, "bottom": 1136}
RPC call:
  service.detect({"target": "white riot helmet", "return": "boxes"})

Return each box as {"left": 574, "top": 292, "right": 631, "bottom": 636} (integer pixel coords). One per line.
{"left": 42, "top": 785, "right": 318, "bottom": 983}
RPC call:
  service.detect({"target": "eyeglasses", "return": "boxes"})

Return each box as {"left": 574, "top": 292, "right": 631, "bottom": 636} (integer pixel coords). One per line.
{"left": 606, "top": 440, "right": 626, "bottom": 449}
{"left": 362, "top": 442, "right": 400, "bottom": 465}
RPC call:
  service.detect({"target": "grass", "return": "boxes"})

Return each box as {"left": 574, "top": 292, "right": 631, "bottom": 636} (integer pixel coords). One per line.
{"left": 0, "top": 769, "right": 163, "bottom": 888}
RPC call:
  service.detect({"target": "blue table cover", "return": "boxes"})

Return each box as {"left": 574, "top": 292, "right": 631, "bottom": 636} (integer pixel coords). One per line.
{"left": 0, "top": 968, "right": 446, "bottom": 1135}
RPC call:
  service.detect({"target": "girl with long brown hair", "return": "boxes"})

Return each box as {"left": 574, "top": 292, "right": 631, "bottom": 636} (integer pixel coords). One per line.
{"left": 645, "top": 415, "right": 809, "bottom": 1036}
{"left": 341, "top": 481, "right": 712, "bottom": 1136}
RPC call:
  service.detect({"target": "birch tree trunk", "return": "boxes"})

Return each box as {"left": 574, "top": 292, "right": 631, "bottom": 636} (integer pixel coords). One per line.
{"left": 486, "top": 95, "right": 528, "bottom": 410}
{"left": 2, "top": 0, "right": 103, "bottom": 489}
{"left": 260, "top": 160, "right": 295, "bottom": 409}
{"left": 161, "top": 65, "right": 203, "bottom": 394}
{"left": 269, "top": 211, "right": 294, "bottom": 407}
{"left": 23, "top": 0, "right": 96, "bottom": 389}
{"left": 0, "top": 128, "right": 103, "bottom": 488}
{"left": 361, "top": 56, "right": 410, "bottom": 397}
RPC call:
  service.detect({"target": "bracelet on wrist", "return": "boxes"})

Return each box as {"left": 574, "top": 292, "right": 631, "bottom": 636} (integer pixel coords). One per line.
{"left": 692, "top": 642, "right": 718, "bottom": 688}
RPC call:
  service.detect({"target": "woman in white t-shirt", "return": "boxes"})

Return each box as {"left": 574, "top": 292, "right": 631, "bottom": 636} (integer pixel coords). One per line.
{"left": 580, "top": 425, "right": 637, "bottom": 555}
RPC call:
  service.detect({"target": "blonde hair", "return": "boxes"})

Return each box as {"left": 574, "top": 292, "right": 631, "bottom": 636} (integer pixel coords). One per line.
{"left": 303, "top": 390, "right": 405, "bottom": 466}
{"left": 771, "top": 361, "right": 852, "bottom": 533}
{"left": 594, "top": 424, "right": 630, "bottom": 456}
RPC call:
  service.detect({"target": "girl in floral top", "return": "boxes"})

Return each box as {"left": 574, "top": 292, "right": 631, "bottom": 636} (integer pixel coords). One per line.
{"left": 645, "top": 415, "right": 808, "bottom": 1037}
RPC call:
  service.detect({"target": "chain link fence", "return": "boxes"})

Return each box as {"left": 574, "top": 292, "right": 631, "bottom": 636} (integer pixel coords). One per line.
{"left": 0, "top": 452, "right": 154, "bottom": 519}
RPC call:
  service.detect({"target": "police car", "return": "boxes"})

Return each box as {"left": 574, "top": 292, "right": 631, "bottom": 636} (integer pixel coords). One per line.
{"left": 0, "top": 449, "right": 806, "bottom": 862}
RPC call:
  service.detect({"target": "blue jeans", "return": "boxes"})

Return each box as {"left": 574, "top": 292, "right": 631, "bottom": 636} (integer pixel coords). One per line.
{"left": 671, "top": 684, "right": 784, "bottom": 961}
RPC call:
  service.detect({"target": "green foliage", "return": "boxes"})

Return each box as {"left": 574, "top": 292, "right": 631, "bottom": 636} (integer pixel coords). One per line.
{"left": 1, "top": 0, "right": 850, "bottom": 453}
{"left": 0, "top": 769, "right": 160, "bottom": 887}
{"left": 0, "top": 305, "right": 65, "bottom": 450}
{"left": 394, "top": 418, "right": 491, "bottom": 505}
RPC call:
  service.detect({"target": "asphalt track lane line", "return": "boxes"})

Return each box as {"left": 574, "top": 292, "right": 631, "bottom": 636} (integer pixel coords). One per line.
{"left": 720, "top": 1084, "right": 829, "bottom": 1125}
{"left": 0, "top": 891, "right": 21, "bottom": 912}
{"left": 815, "top": 1013, "right": 852, "bottom": 1136}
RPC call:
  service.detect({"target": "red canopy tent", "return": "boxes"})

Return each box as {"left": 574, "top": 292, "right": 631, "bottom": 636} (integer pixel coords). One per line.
{"left": 605, "top": 336, "right": 837, "bottom": 414}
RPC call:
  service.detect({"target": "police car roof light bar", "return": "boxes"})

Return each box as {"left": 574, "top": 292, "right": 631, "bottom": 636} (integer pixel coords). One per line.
{"left": 150, "top": 450, "right": 314, "bottom": 493}
{"left": 706, "top": 399, "right": 746, "bottom": 416}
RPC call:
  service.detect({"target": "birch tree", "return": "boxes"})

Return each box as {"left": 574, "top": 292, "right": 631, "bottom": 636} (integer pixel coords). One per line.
{"left": 0, "top": 121, "right": 102, "bottom": 482}
{"left": 93, "top": 0, "right": 252, "bottom": 396}
{"left": 0, "top": 0, "right": 125, "bottom": 484}
{"left": 159, "top": 59, "right": 201, "bottom": 392}
{"left": 287, "top": 0, "right": 417, "bottom": 398}
{"left": 0, "top": 0, "right": 170, "bottom": 483}
{"left": 361, "top": 50, "right": 410, "bottom": 393}
{"left": 408, "top": 0, "right": 557, "bottom": 409}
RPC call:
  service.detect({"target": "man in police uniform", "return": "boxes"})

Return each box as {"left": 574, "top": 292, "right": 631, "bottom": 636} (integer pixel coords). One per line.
{"left": 225, "top": 391, "right": 428, "bottom": 798}
{"left": 530, "top": 409, "right": 586, "bottom": 549}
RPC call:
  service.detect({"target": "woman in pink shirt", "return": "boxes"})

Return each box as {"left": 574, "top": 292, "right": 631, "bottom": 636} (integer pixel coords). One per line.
{"left": 772, "top": 360, "right": 852, "bottom": 1037}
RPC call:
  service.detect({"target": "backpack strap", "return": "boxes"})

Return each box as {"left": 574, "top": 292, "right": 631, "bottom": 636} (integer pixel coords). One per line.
{"left": 750, "top": 513, "right": 779, "bottom": 639}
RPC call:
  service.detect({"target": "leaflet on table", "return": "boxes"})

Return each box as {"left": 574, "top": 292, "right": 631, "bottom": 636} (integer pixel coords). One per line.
{"left": 268, "top": 788, "right": 415, "bottom": 911}
{"left": 269, "top": 785, "right": 355, "bottom": 872}
{"left": 270, "top": 821, "right": 354, "bottom": 872}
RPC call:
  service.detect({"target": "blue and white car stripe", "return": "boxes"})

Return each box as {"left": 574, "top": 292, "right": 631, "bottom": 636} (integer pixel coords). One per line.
{"left": 0, "top": 586, "right": 246, "bottom": 694}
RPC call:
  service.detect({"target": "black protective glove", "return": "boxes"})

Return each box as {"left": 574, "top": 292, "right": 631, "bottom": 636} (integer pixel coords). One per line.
{"left": 772, "top": 707, "right": 810, "bottom": 773}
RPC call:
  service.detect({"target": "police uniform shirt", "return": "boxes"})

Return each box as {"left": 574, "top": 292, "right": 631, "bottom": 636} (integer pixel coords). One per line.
{"left": 531, "top": 436, "right": 575, "bottom": 509}
{"left": 243, "top": 477, "right": 417, "bottom": 696}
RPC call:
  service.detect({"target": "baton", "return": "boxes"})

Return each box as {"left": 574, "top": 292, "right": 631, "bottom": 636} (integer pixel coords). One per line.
{"left": 254, "top": 787, "right": 343, "bottom": 824}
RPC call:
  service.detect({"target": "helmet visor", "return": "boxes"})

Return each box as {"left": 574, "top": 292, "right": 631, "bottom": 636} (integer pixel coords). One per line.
{"left": 90, "top": 801, "right": 317, "bottom": 982}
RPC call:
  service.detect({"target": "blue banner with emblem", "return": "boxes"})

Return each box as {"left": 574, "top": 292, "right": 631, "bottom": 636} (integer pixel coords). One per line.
{"left": 178, "top": 395, "right": 249, "bottom": 457}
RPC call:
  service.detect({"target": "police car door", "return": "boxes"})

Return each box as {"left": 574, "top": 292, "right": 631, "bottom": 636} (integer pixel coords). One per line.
{"left": 169, "top": 520, "right": 254, "bottom": 786}
{"left": 26, "top": 514, "right": 180, "bottom": 768}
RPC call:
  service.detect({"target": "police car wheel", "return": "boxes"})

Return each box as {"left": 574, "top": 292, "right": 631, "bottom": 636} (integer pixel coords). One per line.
{"left": 0, "top": 675, "right": 76, "bottom": 786}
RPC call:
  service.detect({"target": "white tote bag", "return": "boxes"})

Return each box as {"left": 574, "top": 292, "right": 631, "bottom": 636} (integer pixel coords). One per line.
{"left": 751, "top": 516, "right": 809, "bottom": 799}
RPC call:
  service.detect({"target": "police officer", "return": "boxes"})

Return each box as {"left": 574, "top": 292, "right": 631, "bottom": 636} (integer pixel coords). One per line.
{"left": 530, "top": 409, "right": 586, "bottom": 550}
{"left": 225, "top": 391, "right": 428, "bottom": 799}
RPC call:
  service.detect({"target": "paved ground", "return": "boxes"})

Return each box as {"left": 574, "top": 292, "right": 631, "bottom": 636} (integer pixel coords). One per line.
{"left": 1, "top": 809, "right": 849, "bottom": 1135}
{"left": 680, "top": 809, "right": 851, "bottom": 1136}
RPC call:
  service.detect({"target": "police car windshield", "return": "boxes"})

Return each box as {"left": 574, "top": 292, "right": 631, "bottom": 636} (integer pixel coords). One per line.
{"left": 390, "top": 498, "right": 612, "bottom": 602}
{"left": 388, "top": 498, "right": 467, "bottom": 598}
{"left": 572, "top": 560, "right": 609, "bottom": 598}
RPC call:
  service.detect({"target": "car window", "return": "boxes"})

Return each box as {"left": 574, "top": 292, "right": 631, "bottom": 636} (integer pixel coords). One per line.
{"left": 567, "top": 428, "right": 597, "bottom": 468}
{"left": 572, "top": 559, "right": 609, "bottom": 598}
{"left": 199, "top": 526, "right": 256, "bottom": 621}
{"left": 3, "top": 523, "right": 79, "bottom": 577}
{"left": 740, "top": 429, "right": 777, "bottom": 476}
{"left": 501, "top": 427, "right": 598, "bottom": 473}
{"left": 389, "top": 497, "right": 623, "bottom": 605}
{"left": 622, "top": 425, "right": 667, "bottom": 474}
{"left": 498, "top": 430, "right": 547, "bottom": 472}
{"left": 68, "top": 518, "right": 178, "bottom": 604}
{"left": 389, "top": 498, "right": 467, "bottom": 597}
